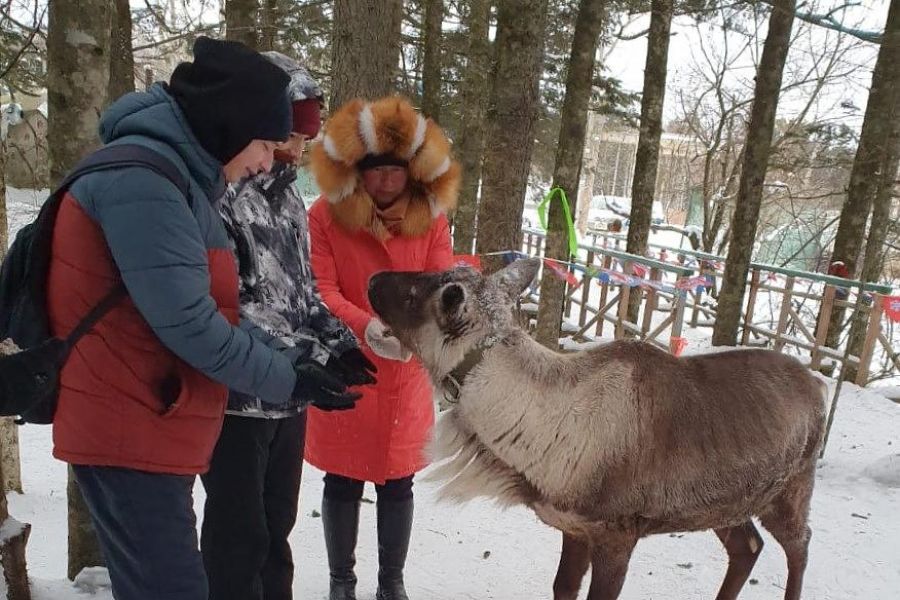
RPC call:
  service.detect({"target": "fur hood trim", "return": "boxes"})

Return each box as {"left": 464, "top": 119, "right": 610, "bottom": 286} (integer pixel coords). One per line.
{"left": 309, "top": 96, "right": 460, "bottom": 237}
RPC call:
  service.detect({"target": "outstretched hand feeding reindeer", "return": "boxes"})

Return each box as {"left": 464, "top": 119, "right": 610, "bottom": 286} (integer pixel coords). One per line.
{"left": 367, "top": 258, "right": 827, "bottom": 600}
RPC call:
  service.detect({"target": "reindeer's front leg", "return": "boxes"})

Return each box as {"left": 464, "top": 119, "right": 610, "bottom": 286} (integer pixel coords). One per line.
{"left": 586, "top": 530, "right": 638, "bottom": 600}
{"left": 553, "top": 532, "right": 591, "bottom": 600}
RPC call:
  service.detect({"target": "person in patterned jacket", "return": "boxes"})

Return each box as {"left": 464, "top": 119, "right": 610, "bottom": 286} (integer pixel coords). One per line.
{"left": 200, "top": 52, "right": 376, "bottom": 600}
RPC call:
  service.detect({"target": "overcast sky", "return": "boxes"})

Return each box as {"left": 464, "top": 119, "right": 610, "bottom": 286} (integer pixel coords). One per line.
{"left": 604, "top": 0, "right": 889, "bottom": 129}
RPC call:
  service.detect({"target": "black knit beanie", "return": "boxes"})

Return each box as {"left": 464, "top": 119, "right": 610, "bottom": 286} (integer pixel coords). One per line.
{"left": 168, "top": 37, "right": 291, "bottom": 164}
{"left": 357, "top": 153, "right": 409, "bottom": 172}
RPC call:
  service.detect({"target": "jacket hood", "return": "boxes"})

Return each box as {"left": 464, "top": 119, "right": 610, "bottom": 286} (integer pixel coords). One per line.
{"left": 99, "top": 83, "right": 225, "bottom": 199}
{"left": 308, "top": 96, "right": 460, "bottom": 238}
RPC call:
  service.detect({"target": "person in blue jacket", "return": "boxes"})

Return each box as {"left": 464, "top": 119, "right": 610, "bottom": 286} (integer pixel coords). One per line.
{"left": 47, "top": 37, "right": 369, "bottom": 600}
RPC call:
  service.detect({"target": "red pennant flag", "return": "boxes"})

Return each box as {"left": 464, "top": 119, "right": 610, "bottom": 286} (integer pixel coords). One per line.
{"left": 631, "top": 264, "right": 648, "bottom": 279}
{"left": 454, "top": 255, "right": 482, "bottom": 271}
{"left": 884, "top": 296, "right": 900, "bottom": 323}
{"left": 543, "top": 259, "right": 580, "bottom": 288}
{"left": 669, "top": 336, "right": 688, "bottom": 357}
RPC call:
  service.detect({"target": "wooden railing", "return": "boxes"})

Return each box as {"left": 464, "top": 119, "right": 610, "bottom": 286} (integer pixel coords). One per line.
{"left": 521, "top": 229, "right": 695, "bottom": 354}
{"left": 520, "top": 229, "right": 897, "bottom": 385}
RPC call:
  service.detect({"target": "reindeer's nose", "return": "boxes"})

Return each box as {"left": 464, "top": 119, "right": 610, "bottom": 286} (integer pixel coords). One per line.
{"left": 368, "top": 272, "right": 387, "bottom": 292}
{"left": 368, "top": 272, "right": 391, "bottom": 314}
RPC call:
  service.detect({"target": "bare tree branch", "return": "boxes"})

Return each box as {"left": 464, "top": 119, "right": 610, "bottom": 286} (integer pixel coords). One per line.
{"left": 0, "top": 4, "right": 45, "bottom": 82}
{"left": 0, "top": 0, "right": 46, "bottom": 40}
{"left": 142, "top": 0, "right": 177, "bottom": 35}
{"left": 615, "top": 27, "right": 650, "bottom": 41}
{"left": 132, "top": 21, "right": 224, "bottom": 52}
{"left": 758, "top": 0, "right": 883, "bottom": 44}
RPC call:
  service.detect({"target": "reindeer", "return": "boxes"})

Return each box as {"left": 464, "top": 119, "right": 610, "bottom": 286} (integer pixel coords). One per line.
{"left": 367, "top": 258, "right": 827, "bottom": 600}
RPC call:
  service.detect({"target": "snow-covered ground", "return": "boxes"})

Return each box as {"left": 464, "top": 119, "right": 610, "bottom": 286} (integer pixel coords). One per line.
{"left": 4, "top": 187, "right": 899, "bottom": 598}
{"left": 7, "top": 379, "right": 900, "bottom": 599}
{"left": 5, "top": 187, "right": 45, "bottom": 237}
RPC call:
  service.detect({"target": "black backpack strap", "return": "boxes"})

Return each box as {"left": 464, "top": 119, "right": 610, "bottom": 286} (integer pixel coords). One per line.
{"left": 54, "top": 144, "right": 195, "bottom": 346}
{"left": 64, "top": 285, "right": 128, "bottom": 348}
{"left": 55, "top": 143, "right": 192, "bottom": 204}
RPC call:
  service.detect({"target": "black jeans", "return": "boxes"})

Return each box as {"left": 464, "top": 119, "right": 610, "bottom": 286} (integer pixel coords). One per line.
{"left": 323, "top": 472, "right": 414, "bottom": 502}
{"left": 201, "top": 412, "right": 307, "bottom": 600}
{"left": 73, "top": 465, "right": 206, "bottom": 600}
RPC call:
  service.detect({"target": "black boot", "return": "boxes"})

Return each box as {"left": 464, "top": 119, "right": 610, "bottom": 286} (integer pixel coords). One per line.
{"left": 322, "top": 497, "right": 360, "bottom": 600}
{"left": 375, "top": 497, "right": 413, "bottom": 600}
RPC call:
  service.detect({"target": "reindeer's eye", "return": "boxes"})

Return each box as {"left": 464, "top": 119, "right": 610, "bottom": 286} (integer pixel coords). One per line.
{"left": 440, "top": 283, "right": 465, "bottom": 313}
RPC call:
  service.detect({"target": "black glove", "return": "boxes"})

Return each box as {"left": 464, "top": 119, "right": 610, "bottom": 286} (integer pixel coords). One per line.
{"left": 292, "top": 362, "right": 361, "bottom": 411}
{"left": 327, "top": 348, "right": 378, "bottom": 387}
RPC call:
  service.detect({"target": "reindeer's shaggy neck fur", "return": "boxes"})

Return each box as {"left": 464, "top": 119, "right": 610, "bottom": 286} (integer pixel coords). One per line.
{"left": 427, "top": 327, "right": 639, "bottom": 508}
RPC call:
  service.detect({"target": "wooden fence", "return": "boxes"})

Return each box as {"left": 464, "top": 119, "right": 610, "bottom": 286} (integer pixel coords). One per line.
{"left": 520, "top": 229, "right": 896, "bottom": 386}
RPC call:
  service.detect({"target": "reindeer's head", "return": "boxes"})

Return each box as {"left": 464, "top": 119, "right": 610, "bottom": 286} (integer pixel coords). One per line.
{"left": 368, "top": 258, "right": 541, "bottom": 377}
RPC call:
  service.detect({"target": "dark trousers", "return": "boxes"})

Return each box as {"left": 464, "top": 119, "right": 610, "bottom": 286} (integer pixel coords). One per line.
{"left": 72, "top": 465, "right": 206, "bottom": 600}
{"left": 323, "top": 472, "right": 414, "bottom": 502}
{"left": 201, "top": 412, "right": 307, "bottom": 600}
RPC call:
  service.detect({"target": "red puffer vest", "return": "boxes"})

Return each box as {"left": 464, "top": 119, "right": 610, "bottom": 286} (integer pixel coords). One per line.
{"left": 49, "top": 193, "right": 239, "bottom": 475}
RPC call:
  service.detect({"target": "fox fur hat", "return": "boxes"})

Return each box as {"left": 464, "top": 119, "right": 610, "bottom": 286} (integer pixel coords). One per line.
{"left": 309, "top": 96, "right": 460, "bottom": 238}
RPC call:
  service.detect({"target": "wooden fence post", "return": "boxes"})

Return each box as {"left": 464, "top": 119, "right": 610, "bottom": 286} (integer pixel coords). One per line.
{"left": 774, "top": 276, "right": 796, "bottom": 352}
{"left": 811, "top": 285, "right": 836, "bottom": 371}
{"left": 641, "top": 268, "right": 660, "bottom": 336}
{"left": 856, "top": 294, "right": 884, "bottom": 386}
{"left": 740, "top": 268, "right": 761, "bottom": 346}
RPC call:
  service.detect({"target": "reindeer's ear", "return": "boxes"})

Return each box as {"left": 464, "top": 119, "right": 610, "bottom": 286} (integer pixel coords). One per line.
{"left": 440, "top": 283, "right": 466, "bottom": 313}
{"left": 490, "top": 258, "right": 540, "bottom": 299}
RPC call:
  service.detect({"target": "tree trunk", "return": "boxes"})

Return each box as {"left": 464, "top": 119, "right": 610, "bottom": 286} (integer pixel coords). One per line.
{"left": 576, "top": 113, "right": 603, "bottom": 235}
{"left": 108, "top": 0, "right": 135, "bottom": 105}
{"left": 143, "top": 66, "right": 154, "bottom": 91}
{"left": 451, "top": 0, "right": 492, "bottom": 255}
{"left": 225, "top": 0, "right": 260, "bottom": 49}
{"left": 824, "top": 0, "right": 900, "bottom": 349}
{"left": 259, "top": 0, "right": 279, "bottom": 51}
{"left": 0, "top": 148, "right": 31, "bottom": 600}
{"left": 66, "top": 467, "right": 104, "bottom": 581}
{"left": 2, "top": 127, "right": 24, "bottom": 500}
{"left": 421, "top": 0, "right": 444, "bottom": 120}
{"left": 47, "top": 0, "right": 111, "bottom": 187}
{"left": 330, "top": 0, "right": 403, "bottom": 109}
{"left": 829, "top": 0, "right": 900, "bottom": 279}
{"left": 1, "top": 135, "right": 7, "bottom": 253}
{"left": 711, "top": 0, "right": 796, "bottom": 346}
{"left": 0, "top": 418, "right": 31, "bottom": 600}
{"left": 625, "top": 0, "right": 673, "bottom": 324}
{"left": 475, "top": 0, "right": 549, "bottom": 272}
{"left": 48, "top": 0, "right": 111, "bottom": 578}
{"left": 842, "top": 84, "right": 900, "bottom": 381}
{"left": 858, "top": 171, "right": 899, "bottom": 287}
{"left": 534, "top": 0, "right": 605, "bottom": 348}
{"left": 0, "top": 419, "right": 22, "bottom": 493}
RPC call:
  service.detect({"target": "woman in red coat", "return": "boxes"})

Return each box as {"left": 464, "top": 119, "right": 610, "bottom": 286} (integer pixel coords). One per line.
{"left": 306, "top": 96, "right": 459, "bottom": 600}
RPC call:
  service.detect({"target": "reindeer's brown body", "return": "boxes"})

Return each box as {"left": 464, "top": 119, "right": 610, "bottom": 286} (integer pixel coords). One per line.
{"left": 367, "top": 260, "right": 826, "bottom": 600}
